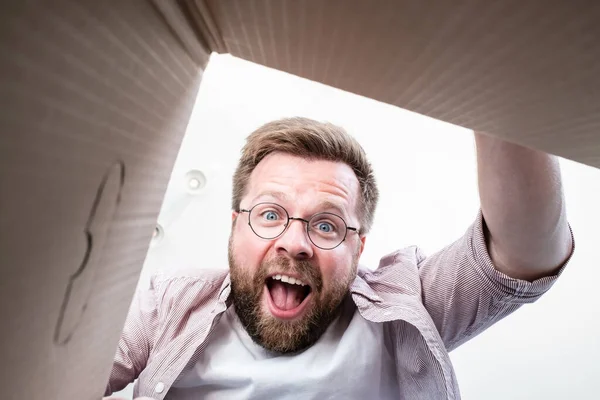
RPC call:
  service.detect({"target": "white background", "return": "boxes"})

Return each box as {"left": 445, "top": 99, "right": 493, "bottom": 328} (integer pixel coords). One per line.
{"left": 114, "top": 54, "right": 600, "bottom": 399}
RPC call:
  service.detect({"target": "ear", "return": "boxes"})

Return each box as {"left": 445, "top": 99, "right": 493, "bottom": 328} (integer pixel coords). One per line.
{"left": 232, "top": 210, "right": 239, "bottom": 222}
{"left": 358, "top": 235, "right": 367, "bottom": 257}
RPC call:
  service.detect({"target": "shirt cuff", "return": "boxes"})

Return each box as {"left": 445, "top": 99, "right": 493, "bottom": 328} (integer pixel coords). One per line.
{"left": 467, "top": 210, "right": 575, "bottom": 304}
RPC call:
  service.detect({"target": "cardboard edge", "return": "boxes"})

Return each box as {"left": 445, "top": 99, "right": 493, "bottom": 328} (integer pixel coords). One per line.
{"left": 152, "top": 0, "right": 215, "bottom": 64}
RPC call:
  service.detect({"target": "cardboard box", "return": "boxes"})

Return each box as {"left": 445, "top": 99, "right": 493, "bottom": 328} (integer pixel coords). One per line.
{"left": 1, "top": 1, "right": 599, "bottom": 399}
{"left": 0, "top": 2, "right": 206, "bottom": 399}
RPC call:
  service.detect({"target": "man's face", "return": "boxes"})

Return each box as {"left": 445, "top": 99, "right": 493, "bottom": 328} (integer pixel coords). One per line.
{"left": 229, "top": 152, "right": 366, "bottom": 353}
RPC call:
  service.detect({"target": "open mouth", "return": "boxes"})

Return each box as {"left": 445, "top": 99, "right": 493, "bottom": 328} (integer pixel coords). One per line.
{"left": 264, "top": 274, "right": 313, "bottom": 319}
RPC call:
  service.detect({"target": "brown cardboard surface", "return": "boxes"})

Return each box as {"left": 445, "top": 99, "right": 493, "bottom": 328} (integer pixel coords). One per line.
{"left": 183, "top": 0, "right": 600, "bottom": 168}
{"left": 0, "top": 1, "right": 206, "bottom": 399}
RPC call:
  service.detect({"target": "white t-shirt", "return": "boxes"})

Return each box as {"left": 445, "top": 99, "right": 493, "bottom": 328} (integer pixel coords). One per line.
{"left": 167, "top": 297, "right": 398, "bottom": 399}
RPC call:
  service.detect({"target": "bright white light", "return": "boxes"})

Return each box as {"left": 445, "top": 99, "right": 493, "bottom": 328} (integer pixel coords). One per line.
{"left": 151, "top": 224, "right": 164, "bottom": 245}
{"left": 184, "top": 170, "right": 207, "bottom": 194}
{"left": 189, "top": 178, "right": 200, "bottom": 189}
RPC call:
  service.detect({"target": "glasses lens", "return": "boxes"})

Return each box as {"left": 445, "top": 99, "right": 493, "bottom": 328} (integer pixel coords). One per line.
{"left": 249, "top": 203, "right": 288, "bottom": 239}
{"left": 308, "top": 212, "right": 347, "bottom": 249}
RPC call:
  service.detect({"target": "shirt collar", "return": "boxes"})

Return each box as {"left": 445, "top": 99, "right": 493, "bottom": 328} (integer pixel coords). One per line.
{"left": 218, "top": 274, "right": 232, "bottom": 306}
{"left": 350, "top": 268, "right": 384, "bottom": 303}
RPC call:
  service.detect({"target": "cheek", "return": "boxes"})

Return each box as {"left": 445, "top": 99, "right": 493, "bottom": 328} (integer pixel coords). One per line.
{"left": 320, "top": 252, "right": 355, "bottom": 285}
{"left": 232, "top": 226, "right": 271, "bottom": 272}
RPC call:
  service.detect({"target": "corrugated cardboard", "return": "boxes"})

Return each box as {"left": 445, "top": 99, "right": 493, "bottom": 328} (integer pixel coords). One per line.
{"left": 181, "top": 0, "right": 600, "bottom": 168}
{"left": 0, "top": 1, "right": 206, "bottom": 399}
{"left": 2, "top": 0, "right": 600, "bottom": 399}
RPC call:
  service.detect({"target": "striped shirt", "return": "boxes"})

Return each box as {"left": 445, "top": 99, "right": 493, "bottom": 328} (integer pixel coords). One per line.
{"left": 106, "top": 211, "right": 573, "bottom": 399}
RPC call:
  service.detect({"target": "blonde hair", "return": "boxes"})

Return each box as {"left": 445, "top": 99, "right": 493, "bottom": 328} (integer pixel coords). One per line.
{"left": 232, "top": 117, "right": 379, "bottom": 234}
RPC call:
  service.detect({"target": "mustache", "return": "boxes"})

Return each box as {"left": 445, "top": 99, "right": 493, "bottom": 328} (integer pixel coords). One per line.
{"left": 259, "top": 256, "right": 323, "bottom": 293}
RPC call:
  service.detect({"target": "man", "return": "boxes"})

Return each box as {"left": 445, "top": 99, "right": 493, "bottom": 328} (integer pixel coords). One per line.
{"left": 105, "top": 117, "right": 574, "bottom": 399}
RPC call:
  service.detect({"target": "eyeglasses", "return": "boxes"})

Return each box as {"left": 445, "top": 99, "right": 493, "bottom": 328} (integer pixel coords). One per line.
{"left": 238, "top": 202, "right": 359, "bottom": 250}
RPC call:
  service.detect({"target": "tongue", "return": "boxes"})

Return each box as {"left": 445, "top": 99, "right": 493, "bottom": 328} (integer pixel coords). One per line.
{"left": 270, "top": 281, "right": 304, "bottom": 310}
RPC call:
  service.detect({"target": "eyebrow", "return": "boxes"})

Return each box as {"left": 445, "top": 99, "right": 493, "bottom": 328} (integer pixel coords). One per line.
{"left": 315, "top": 200, "right": 349, "bottom": 220}
{"left": 251, "top": 191, "right": 351, "bottom": 221}
{"left": 250, "top": 191, "right": 291, "bottom": 205}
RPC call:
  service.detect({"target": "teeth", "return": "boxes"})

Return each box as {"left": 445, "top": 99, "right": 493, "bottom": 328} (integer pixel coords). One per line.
{"left": 271, "top": 274, "right": 306, "bottom": 286}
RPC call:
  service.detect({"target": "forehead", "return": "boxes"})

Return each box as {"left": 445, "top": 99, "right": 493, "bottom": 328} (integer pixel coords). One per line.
{"left": 246, "top": 153, "right": 360, "bottom": 217}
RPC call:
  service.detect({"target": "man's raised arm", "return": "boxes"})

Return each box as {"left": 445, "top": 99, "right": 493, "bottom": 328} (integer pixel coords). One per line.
{"left": 474, "top": 132, "right": 573, "bottom": 281}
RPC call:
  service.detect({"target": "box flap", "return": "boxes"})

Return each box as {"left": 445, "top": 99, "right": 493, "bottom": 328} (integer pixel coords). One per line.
{"left": 0, "top": 1, "right": 207, "bottom": 398}
{"left": 189, "top": 0, "right": 600, "bottom": 168}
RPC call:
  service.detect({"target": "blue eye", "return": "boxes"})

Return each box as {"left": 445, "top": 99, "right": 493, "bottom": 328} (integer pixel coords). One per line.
{"left": 318, "top": 222, "right": 333, "bottom": 232}
{"left": 263, "top": 211, "right": 279, "bottom": 221}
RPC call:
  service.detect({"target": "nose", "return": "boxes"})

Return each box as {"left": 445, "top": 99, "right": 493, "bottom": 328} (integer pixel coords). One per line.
{"left": 273, "top": 218, "right": 314, "bottom": 260}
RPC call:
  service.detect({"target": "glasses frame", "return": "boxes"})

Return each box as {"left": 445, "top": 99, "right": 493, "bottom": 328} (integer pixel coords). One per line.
{"left": 238, "top": 202, "right": 359, "bottom": 250}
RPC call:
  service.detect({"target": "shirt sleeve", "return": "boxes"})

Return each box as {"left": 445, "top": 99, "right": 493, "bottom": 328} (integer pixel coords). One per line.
{"left": 104, "top": 277, "right": 159, "bottom": 396}
{"left": 418, "top": 210, "right": 575, "bottom": 352}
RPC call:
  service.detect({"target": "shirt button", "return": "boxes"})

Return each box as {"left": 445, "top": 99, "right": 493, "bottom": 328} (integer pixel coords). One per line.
{"left": 155, "top": 382, "right": 166, "bottom": 394}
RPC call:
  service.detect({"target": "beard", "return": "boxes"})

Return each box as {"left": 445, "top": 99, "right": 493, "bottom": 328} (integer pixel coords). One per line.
{"left": 228, "top": 235, "right": 358, "bottom": 354}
